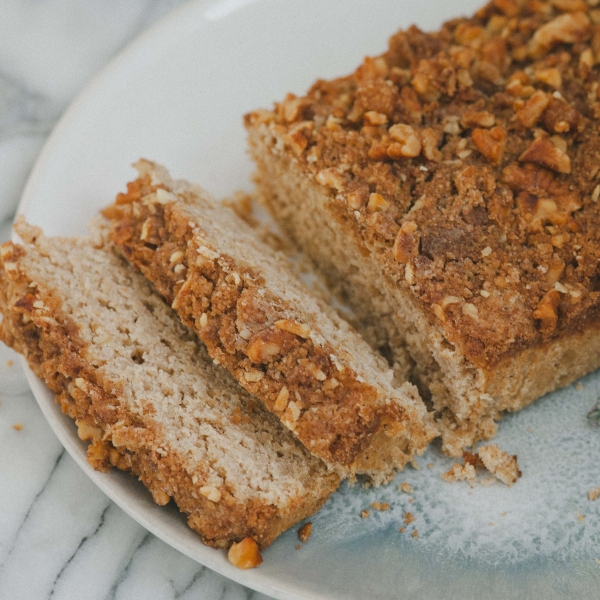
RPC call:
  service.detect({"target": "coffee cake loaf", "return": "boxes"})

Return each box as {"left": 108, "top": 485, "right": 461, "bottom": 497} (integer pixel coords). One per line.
{"left": 103, "top": 160, "right": 437, "bottom": 485}
{"left": 0, "top": 219, "right": 339, "bottom": 549}
{"left": 246, "top": 0, "right": 600, "bottom": 455}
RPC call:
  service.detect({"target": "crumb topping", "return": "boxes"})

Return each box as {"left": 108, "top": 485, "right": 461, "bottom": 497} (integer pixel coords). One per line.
{"left": 246, "top": 0, "right": 600, "bottom": 367}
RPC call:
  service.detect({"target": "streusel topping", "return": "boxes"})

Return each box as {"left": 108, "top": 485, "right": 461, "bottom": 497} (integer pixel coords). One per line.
{"left": 246, "top": 0, "right": 600, "bottom": 368}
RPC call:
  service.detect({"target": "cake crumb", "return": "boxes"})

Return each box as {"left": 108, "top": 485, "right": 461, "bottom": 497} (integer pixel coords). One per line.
{"left": 296, "top": 544, "right": 301, "bottom": 550}
{"left": 298, "top": 522, "right": 312, "bottom": 543}
{"left": 370, "top": 501, "right": 390, "bottom": 511}
{"left": 7, "top": 360, "right": 13, "bottom": 367}
{"left": 501, "top": 512, "right": 507, "bottom": 517}
{"left": 404, "top": 512, "right": 415, "bottom": 525}
{"left": 412, "top": 530, "right": 418, "bottom": 539}
{"left": 441, "top": 462, "right": 476, "bottom": 483}
{"left": 575, "top": 512, "right": 585, "bottom": 523}
{"left": 478, "top": 445, "right": 522, "bottom": 487}
{"left": 595, "top": 559, "right": 600, "bottom": 565}
{"left": 489, "top": 522, "right": 495, "bottom": 526}
{"left": 576, "top": 382, "right": 584, "bottom": 391}
{"left": 360, "top": 510, "right": 370, "bottom": 518}
{"left": 12, "top": 423, "right": 23, "bottom": 431}
{"left": 588, "top": 487, "right": 600, "bottom": 501}
{"left": 410, "top": 459, "right": 420, "bottom": 470}
{"left": 426, "top": 463, "right": 434, "bottom": 469}
{"left": 398, "top": 482, "right": 413, "bottom": 493}
{"left": 398, "top": 527, "right": 405, "bottom": 533}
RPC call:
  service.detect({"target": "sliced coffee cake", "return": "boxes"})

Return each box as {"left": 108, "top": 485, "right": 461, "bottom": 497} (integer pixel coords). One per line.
{"left": 0, "top": 219, "right": 339, "bottom": 549}
{"left": 103, "top": 160, "right": 437, "bottom": 485}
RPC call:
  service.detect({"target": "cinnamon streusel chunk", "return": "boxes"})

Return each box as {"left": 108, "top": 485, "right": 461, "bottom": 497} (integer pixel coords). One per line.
{"left": 103, "top": 160, "right": 437, "bottom": 485}
{"left": 246, "top": 0, "right": 600, "bottom": 455}
{"left": 0, "top": 219, "right": 339, "bottom": 549}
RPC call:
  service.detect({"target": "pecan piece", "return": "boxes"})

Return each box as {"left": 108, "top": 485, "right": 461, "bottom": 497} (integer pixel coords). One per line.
{"left": 533, "top": 289, "right": 561, "bottom": 333}
{"left": 393, "top": 221, "right": 420, "bottom": 263}
{"left": 530, "top": 12, "right": 591, "bottom": 57}
{"left": 516, "top": 90, "right": 550, "bottom": 128}
{"left": 472, "top": 127, "right": 507, "bottom": 165}
{"left": 519, "top": 137, "right": 571, "bottom": 173}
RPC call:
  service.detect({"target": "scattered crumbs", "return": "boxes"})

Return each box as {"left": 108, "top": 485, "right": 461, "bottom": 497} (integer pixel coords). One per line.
{"left": 408, "top": 498, "right": 414, "bottom": 504}
{"left": 398, "top": 482, "right": 413, "bottom": 493}
{"left": 296, "top": 544, "right": 301, "bottom": 550}
{"left": 412, "top": 530, "right": 418, "bottom": 539}
{"left": 426, "top": 463, "right": 434, "bottom": 469}
{"left": 576, "top": 382, "right": 584, "bottom": 391}
{"left": 12, "top": 423, "right": 23, "bottom": 431}
{"left": 489, "top": 522, "right": 495, "bottom": 527}
{"left": 298, "top": 522, "right": 312, "bottom": 543}
{"left": 6, "top": 360, "right": 13, "bottom": 367}
{"left": 481, "top": 477, "right": 497, "bottom": 487}
{"left": 370, "top": 502, "right": 390, "bottom": 512}
{"left": 441, "top": 462, "right": 476, "bottom": 484}
{"left": 588, "top": 487, "right": 600, "bottom": 502}
{"left": 575, "top": 512, "right": 585, "bottom": 523}
{"left": 360, "top": 510, "right": 370, "bottom": 518}
{"left": 501, "top": 512, "right": 507, "bottom": 517}
{"left": 404, "top": 512, "right": 416, "bottom": 525}
{"left": 398, "top": 527, "right": 405, "bottom": 533}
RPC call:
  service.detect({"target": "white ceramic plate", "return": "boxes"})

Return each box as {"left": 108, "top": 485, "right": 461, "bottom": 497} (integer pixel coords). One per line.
{"left": 16, "top": 0, "right": 600, "bottom": 598}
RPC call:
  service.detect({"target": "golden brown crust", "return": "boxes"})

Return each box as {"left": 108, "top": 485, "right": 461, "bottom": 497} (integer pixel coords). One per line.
{"left": 103, "top": 171, "right": 436, "bottom": 479}
{"left": 245, "top": 0, "right": 600, "bottom": 370}
{"left": 0, "top": 240, "right": 338, "bottom": 549}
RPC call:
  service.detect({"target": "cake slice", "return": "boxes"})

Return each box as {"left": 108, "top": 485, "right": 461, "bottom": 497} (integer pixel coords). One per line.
{"left": 102, "top": 160, "right": 437, "bottom": 485}
{"left": 245, "top": 0, "right": 600, "bottom": 455}
{"left": 0, "top": 219, "right": 339, "bottom": 549}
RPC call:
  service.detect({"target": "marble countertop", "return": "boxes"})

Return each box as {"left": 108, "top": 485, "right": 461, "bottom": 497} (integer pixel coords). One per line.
{"left": 0, "top": 1, "right": 271, "bottom": 598}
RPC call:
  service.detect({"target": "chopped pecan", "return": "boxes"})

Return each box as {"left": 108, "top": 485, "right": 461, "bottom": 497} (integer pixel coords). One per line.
{"left": 228, "top": 538, "right": 263, "bottom": 569}
{"left": 533, "top": 289, "right": 561, "bottom": 333}
{"left": 530, "top": 12, "right": 591, "bottom": 57}
{"left": 493, "top": 0, "right": 520, "bottom": 16}
{"left": 472, "top": 127, "right": 507, "bottom": 165}
{"left": 421, "top": 128, "right": 442, "bottom": 161}
{"left": 393, "top": 221, "right": 420, "bottom": 263}
{"left": 541, "top": 97, "right": 581, "bottom": 133}
{"left": 461, "top": 110, "right": 496, "bottom": 128}
{"left": 388, "top": 124, "right": 422, "bottom": 158}
{"left": 367, "top": 192, "right": 390, "bottom": 213}
{"left": 534, "top": 68, "right": 563, "bottom": 89}
{"left": 516, "top": 90, "right": 550, "bottom": 127}
{"left": 519, "top": 137, "right": 571, "bottom": 173}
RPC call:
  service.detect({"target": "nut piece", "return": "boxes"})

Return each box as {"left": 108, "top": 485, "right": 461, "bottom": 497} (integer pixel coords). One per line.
{"left": 274, "top": 319, "right": 310, "bottom": 338}
{"left": 588, "top": 486, "right": 600, "bottom": 501}
{"left": 387, "top": 124, "right": 422, "bottom": 158}
{"left": 534, "top": 68, "right": 562, "bottom": 89}
{"left": 519, "top": 137, "right": 571, "bottom": 173}
{"left": 472, "top": 127, "right": 507, "bottom": 165}
{"left": 228, "top": 537, "right": 263, "bottom": 570}
{"left": 75, "top": 419, "right": 103, "bottom": 442}
{"left": 493, "top": 0, "right": 520, "bottom": 16}
{"left": 421, "top": 128, "right": 442, "bottom": 161}
{"left": 316, "top": 168, "right": 346, "bottom": 192}
{"left": 393, "top": 221, "right": 419, "bottom": 263}
{"left": 367, "top": 192, "right": 390, "bottom": 213}
{"left": 247, "top": 332, "right": 282, "bottom": 363}
{"left": 273, "top": 385, "right": 290, "bottom": 412}
{"left": 533, "top": 289, "right": 561, "bottom": 333}
{"left": 461, "top": 111, "right": 495, "bottom": 128}
{"left": 363, "top": 111, "right": 388, "bottom": 125}
{"left": 200, "top": 485, "right": 222, "bottom": 503}
{"left": 516, "top": 91, "right": 550, "bottom": 128}
{"left": 530, "top": 12, "right": 591, "bottom": 57}
{"left": 298, "top": 522, "right": 313, "bottom": 543}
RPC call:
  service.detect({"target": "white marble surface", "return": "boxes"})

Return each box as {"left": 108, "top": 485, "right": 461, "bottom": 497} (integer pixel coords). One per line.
{"left": 0, "top": 1, "right": 271, "bottom": 598}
